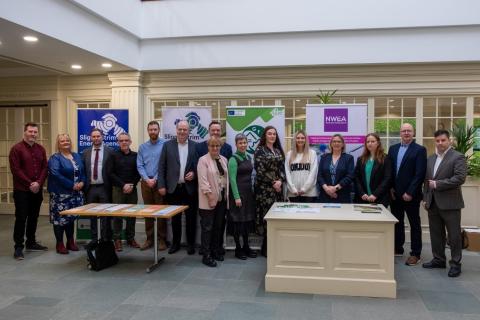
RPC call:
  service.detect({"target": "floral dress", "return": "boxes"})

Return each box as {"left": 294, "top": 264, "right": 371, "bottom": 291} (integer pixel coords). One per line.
{"left": 254, "top": 146, "right": 286, "bottom": 224}
{"left": 49, "top": 158, "right": 84, "bottom": 226}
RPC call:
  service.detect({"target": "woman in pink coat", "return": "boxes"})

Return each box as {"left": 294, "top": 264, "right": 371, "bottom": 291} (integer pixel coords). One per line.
{"left": 197, "top": 137, "right": 229, "bottom": 267}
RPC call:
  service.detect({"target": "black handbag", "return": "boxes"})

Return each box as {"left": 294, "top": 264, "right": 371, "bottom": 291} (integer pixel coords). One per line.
{"left": 86, "top": 239, "right": 119, "bottom": 271}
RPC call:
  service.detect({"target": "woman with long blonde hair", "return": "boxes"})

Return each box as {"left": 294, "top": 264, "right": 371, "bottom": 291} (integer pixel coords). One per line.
{"left": 285, "top": 130, "right": 318, "bottom": 202}
{"left": 354, "top": 133, "right": 392, "bottom": 206}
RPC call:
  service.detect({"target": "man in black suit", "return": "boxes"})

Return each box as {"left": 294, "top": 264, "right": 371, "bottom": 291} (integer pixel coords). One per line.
{"left": 422, "top": 129, "right": 466, "bottom": 277}
{"left": 388, "top": 123, "right": 427, "bottom": 266}
{"left": 158, "top": 120, "right": 198, "bottom": 255}
{"left": 82, "top": 128, "right": 114, "bottom": 241}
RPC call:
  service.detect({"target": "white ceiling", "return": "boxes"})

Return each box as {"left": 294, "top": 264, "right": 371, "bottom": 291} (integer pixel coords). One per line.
{"left": 0, "top": 18, "right": 133, "bottom": 77}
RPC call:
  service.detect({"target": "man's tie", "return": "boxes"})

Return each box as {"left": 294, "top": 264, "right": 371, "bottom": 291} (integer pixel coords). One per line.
{"left": 93, "top": 148, "right": 99, "bottom": 180}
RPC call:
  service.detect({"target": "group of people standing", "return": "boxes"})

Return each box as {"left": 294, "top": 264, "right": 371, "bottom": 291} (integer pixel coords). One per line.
{"left": 9, "top": 120, "right": 467, "bottom": 277}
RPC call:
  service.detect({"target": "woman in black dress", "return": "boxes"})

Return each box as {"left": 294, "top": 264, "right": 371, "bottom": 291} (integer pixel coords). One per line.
{"left": 254, "top": 126, "right": 285, "bottom": 257}
{"left": 228, "top": 134, "right": 257, "bottom": 260}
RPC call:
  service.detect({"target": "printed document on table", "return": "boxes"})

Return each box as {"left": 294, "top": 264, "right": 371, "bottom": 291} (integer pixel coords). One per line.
{"left": 87, "top": 203, "right": 118, "bottom": 212}
{"left": 105, "top": 204, "right": 132, "bottom": 212}
{"left": 152, "top": 206, "right": 182, "bottom": 216}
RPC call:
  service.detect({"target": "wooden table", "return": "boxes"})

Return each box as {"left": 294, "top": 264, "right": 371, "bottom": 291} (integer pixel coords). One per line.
{"left": 61, "top": 203, "right": 188, "bottom": 273}
{"left": 264, "top": 202, "right": 398, "bottom": 298}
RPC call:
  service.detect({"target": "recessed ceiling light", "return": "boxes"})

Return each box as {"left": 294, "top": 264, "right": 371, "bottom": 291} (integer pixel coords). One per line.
{"left": 23, "top": 36, "right": 38, "bottom": 42}
{"left": 71, "top": 64, "right": 82, "bottom": 70}
{"left": 101, "top": 63, "right": 112, "bottom": 68}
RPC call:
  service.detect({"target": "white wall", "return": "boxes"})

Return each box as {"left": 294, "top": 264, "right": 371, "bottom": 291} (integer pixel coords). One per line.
{"left": 140, "top": 0, "right": 480, "bottom": 39}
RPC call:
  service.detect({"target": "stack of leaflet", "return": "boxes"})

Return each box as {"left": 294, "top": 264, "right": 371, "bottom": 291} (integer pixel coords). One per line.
{"left": 353, "top": 204, "right": 382, "bottom": 214}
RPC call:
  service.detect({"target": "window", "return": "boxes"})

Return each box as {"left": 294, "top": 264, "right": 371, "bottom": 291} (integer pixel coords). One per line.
{"left": 0, "top": 105, "right": 51, "bottom": 204}
{"left": 373, "top": 98, "right": 416, "bottom": 152}
{"left": 423, "top": 97, "right": 466, "bottom": 155}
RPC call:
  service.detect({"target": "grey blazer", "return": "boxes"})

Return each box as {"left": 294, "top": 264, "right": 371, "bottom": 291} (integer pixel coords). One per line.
{"left": 82, "top": 144, "right": 114, "bottom": 194}
{"left": 157, "top": 139, "right": 198, "bottom": 195}
{"left": 423, "top": 148, "right": 466, "bottom": 210}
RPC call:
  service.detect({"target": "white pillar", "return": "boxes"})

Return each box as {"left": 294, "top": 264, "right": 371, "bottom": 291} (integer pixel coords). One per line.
{"left": 108, "top": 71, "right": 144, "bottom": 150}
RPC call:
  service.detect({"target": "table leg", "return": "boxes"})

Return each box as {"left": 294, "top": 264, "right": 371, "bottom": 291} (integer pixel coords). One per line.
{"left": 97, "top": 218, "right": 101, "bottom": 241}
{"left": 146, "top": 217, "right": 165, "bottom": 273}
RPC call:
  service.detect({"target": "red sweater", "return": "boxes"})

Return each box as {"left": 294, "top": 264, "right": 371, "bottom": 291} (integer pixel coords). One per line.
{"left": 9, "top": 140, "right": 48, "bottom": 191}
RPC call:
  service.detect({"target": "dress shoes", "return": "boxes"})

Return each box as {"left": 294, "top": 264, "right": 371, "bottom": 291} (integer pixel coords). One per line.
{"left": 422, "top": 260, "right": 446, "bottom": 269}
{"left": 140, "top": 241, "right": 153, "bottom": 251}
{"left": 448, "top": 265, "right": 462, "bottom": 277}
{"left": 168, "top": 244, "right": 180, "bottom": 254}
{"left": 127, "top": 239, "right": 140, "bottom": 249}
{"left": 213, "top": 253, "right": 224, "bottom": 261}
{"left": 187, "top": 246, "right": 196, "bottom": 255}
{"left": 158, "top": 240, "right": 167, "bottom": 251}
{"left": 114, "top": 240, "right": 123, "bottom": 252}
{"left": 244, "top": 247, "right": 257, "bottom": 258}
{"left": 56, "top": 242, "right": 69, "bottom": 254}
{"left": 202, "top": 256, "right": 217, "bottom": 267}
{"left": 66, "top": 238, "right": 79, "bottom": 251}
{"left": 235, "top": 249, "right": 247, "bottom": 260}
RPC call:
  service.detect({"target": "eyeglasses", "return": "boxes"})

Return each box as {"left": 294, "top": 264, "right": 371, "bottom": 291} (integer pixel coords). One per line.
{"left": 400, "top": 130, "right": 413, "bottom": 133}
{"left": 209, "top": 145, "right": 221, "bottom": 148}
{"left": 118, "top": 140, "right": 130, "bottom": 142}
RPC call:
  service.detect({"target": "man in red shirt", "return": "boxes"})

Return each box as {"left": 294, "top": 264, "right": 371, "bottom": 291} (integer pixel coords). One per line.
{"left": 9, "top": 122, "right": 48, "bottom": 260}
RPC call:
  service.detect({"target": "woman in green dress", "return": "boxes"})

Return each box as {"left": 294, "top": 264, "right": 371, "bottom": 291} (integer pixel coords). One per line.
{"left": 228, "top": 133, "right": 257, "bottom": 260}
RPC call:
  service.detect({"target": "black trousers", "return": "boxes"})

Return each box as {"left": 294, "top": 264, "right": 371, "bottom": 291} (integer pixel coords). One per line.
{"left": 167, "top": 184, "right": 197, "bottom": 247}
{"left": 13, "top": 190, "right": 43, "bottom": 249}
{"left": 390, "top": 199, "right": 422, "bottom": 257}
{"left": 428, "top": 200, "right": 462, "bottom": 267}
{"left": 199, "top": 200, "right": 226, "bottom": 257}
{"left": 86, "top": 184, "right": 112, "bottom": 241}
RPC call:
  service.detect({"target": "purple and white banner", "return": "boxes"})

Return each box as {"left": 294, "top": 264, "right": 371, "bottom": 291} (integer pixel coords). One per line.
{"left": 306, "top": 104, "right": 368, "bottom": 162}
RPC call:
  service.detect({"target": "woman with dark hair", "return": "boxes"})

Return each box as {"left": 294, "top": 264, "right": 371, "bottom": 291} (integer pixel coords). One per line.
{"left": 285, "top": 130, "right": 318, "bottom": 202}
{"left": 318, "top": 134, "right": 354, "bottom": 203}
{"left": 228, "top": 133, "right": 257, "bottom": 260}
{"left": 254, "top": 125, "right": 285, "bottom": 257}
{"left": 48, "top": 134, "right": 85, "bottom": 254}
{"left": 354, "top": 133, "right": 392, "bottom": 207}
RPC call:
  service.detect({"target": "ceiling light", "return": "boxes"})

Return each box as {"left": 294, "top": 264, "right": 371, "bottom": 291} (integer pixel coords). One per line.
{"left": 101, "top": 63, "right": 112, "bottom": 68}
{"left": 71, "top": 64, "right": 82, "bottom": 70}
{"left": 23, "top": 36, "right": 38, "bottom": 42}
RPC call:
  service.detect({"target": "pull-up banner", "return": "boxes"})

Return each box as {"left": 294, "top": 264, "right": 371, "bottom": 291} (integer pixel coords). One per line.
{"left": 162, "top": 107, "right": 212, "bottom": 142}
{"left": 77, "top": 109, "right": 129, "bottom": 153}
{"left": 226, "top": 106, "right": 285, "bottom": 157}
{"left": 306, "top": 104, "right": 367, "bottom": 161}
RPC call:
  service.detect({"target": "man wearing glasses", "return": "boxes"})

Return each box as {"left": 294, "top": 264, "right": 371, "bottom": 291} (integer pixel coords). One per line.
{"left": 388, "top": 123, "right": 427, "bottom": 266}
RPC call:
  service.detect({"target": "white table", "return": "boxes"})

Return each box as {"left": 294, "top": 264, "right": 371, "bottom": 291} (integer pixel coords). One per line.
{"left": 264, "top": 202, "right": 398, "bottom": 298}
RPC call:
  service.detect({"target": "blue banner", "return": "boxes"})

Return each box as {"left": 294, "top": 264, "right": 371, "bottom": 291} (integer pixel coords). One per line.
{"left": 77, "top": 109, "right": 129, "bottom": 153}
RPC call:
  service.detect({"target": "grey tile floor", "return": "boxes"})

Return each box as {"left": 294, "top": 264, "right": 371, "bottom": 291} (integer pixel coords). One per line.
{"left": 1, "top": 215, "right": 480, "bottom": 320}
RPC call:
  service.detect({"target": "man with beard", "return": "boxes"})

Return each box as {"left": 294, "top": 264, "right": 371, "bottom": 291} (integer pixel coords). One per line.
{"left": 137, "top": 121, "right": 168, "bottom": 250}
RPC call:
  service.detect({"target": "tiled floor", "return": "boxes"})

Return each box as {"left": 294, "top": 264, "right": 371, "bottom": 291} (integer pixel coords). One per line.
{"left": 1, "top": 215, "right": 480, "bottom": 320}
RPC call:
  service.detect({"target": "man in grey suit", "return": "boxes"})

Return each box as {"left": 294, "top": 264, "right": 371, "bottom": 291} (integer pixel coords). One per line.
{"left": 158, "top": 120, "right": 198, "bottom": 255}
{"left": 82, "top": 128, "right": 114, "bottom": 241}
{"left": 422, "top": 129, "right": 467, "bottom": 277}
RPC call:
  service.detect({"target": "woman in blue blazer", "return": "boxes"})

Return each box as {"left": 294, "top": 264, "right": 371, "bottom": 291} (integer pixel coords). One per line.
{"left": 47, "top": 134, "right": 86, "bottom": 254}
{"left": 317, "top": 134, "right": 354, "bottom": 203}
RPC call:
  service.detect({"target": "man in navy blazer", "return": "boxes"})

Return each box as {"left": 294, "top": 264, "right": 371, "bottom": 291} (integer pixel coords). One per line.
{"left": 388, "top": 123, "right": 427, "bottom": 266}
{"left": 158, "top": 120, "right": 198, "bottom": 255}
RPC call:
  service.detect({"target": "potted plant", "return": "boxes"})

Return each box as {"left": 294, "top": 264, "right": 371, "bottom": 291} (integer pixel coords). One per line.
{"left": 315, "top": 89, "right": 338, "bottom": 104}
{"left": 451, "top": 124, "right": 480, "bottom": 178}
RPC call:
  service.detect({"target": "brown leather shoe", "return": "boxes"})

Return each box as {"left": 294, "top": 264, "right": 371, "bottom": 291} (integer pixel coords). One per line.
{"left": 127, "top": 239, "right": 140, "bottom": 248}
{"left": 158, "top": 240, "right": 167, "bottom": 251}
{"left": 405, "top": 255, "right": 421, "bottom": 266}
{"left": 140, "top": 241, "right": 153, "bottom": 251}
{"left": 114, "top": 240, "right": 123, "bottom": 252}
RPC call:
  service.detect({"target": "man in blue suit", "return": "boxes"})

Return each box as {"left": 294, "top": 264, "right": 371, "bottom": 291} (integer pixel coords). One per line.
{"left": 388, "top": 123, "right": 427, "bottom": 266}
